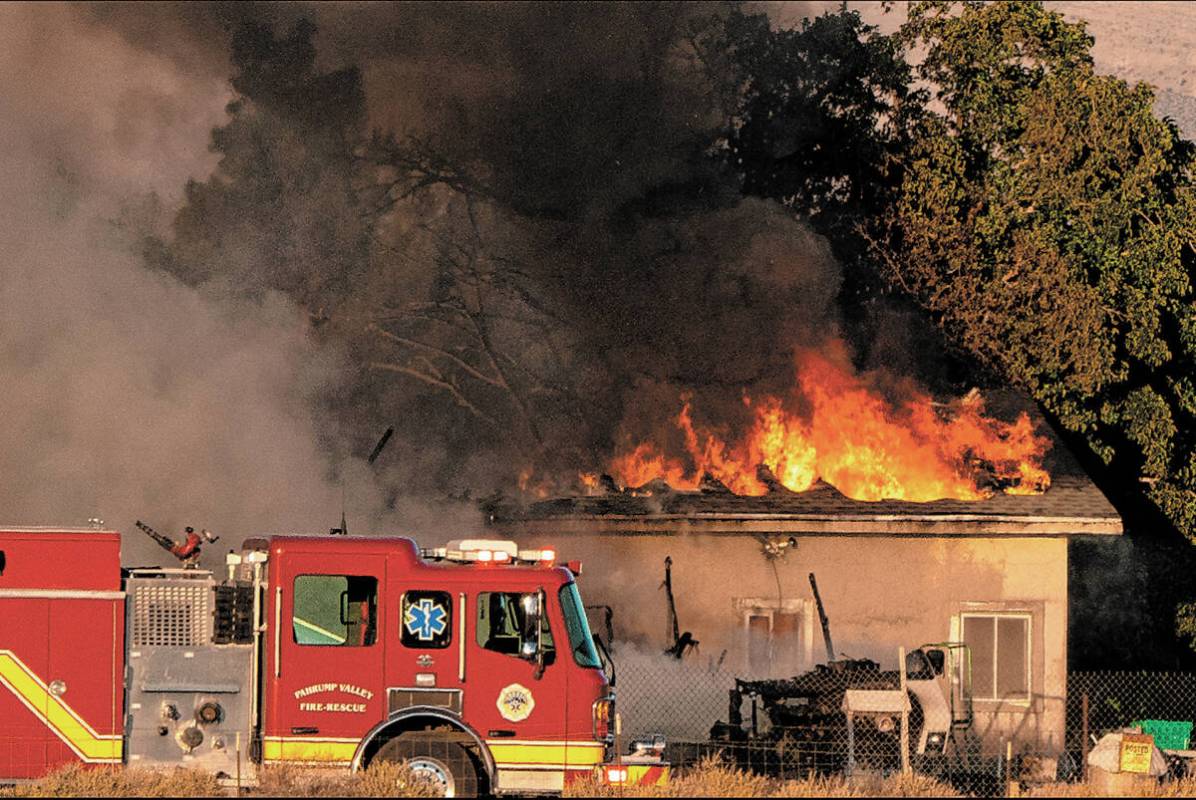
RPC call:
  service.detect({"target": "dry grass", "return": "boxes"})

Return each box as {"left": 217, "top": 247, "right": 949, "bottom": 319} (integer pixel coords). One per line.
{"left": 253, "top": 762, "right": 441, "bottom": 797}
{"left": 12, "top": 760, "right": 1196, "bottom": 798}
{"left": 0, "top": 762, "right": 440, "bottom": 798}
{"left": 563, "top": 757, "right": 963, "bottom": 797}
{"left": 1025, "top": 776, "right": 1196, "bottom": 797}
{"left": 0, "top": 764, "right": 223, "bottom": 797}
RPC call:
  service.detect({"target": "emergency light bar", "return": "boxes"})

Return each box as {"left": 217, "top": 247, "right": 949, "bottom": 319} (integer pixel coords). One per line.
{"left": 422, "top": 539, "right": 557, "bottom": 565}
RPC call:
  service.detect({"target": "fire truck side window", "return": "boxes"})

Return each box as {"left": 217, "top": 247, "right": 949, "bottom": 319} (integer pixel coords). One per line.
{"left": 400, "top": 590, "right": 453, "bottom": 649}
{"left": 292, "top": 575, "right": 378, "bottom": 647}
{"left": 476, "top": 592, "right": 555, "bottom": 664}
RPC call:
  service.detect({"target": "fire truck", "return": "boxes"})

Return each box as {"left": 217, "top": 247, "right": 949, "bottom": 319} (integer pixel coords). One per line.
{"left": 0, "top": 527, "right": 655, "bottom": 795}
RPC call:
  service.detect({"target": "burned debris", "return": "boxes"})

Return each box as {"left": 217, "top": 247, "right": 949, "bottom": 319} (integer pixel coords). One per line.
{"left": 661, "top": 556, "right": 699, "bottom": 660}
{"left": 708, "top": 582, "right": 975, "bottom": 778}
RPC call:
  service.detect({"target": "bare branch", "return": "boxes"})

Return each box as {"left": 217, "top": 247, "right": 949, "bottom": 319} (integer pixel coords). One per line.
{"left": 368, "top": 323, "right": 502, "bottom": 387}
{"left": 368, "top": 361, "right": 504, "bottom": 432}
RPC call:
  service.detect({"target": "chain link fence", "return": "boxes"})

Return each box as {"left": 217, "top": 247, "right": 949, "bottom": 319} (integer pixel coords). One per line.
{"left": 612, "top": 654, "right": 1196, "bottom": 794}
{"left": 1066, "top": 672, "right": 1196, "bottom": 753}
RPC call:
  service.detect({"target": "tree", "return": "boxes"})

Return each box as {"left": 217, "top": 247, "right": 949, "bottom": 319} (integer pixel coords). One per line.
{"left": 871, "top": 1, "right": 1196, "bottom": 660}
{"left": 691, "top": 4, "right": 924, "bottom": 348}
{"left": 704, "top": 7, "right": 917, "bottom": 221}
{"left": 884, "top": 0, "right": 1196, "bottom": 503}
{"left": 361, "top": 190, "right": 588, "bottom": 466}
{"left": 148, "top": 19, "right": 370, "bottom": 319}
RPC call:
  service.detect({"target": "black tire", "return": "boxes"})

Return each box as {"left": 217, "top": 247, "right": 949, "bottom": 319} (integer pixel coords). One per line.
{"left": 373, "top": 732, "right": 483, "bottom": 797}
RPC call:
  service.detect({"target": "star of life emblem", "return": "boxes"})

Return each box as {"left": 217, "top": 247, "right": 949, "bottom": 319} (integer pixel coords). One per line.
{"left": 404, "top": 597, "right": 448, "bottom": 641}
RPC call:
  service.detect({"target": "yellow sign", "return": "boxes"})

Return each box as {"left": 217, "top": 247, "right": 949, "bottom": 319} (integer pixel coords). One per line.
{"left": 1119, "top": 733, "right": 1154, "bottom": 774}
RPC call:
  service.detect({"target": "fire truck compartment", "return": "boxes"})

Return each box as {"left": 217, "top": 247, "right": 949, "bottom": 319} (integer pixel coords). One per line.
{"left": 0, "top": 528, "right": 125, "bottom": 779}
{"left": 124, "top": 568, "right": 254, "bottom": 777}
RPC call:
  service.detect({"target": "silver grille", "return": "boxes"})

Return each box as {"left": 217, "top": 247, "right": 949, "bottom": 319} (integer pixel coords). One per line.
{"left": 131, "top": 580, "right": 211, "bottom": 647}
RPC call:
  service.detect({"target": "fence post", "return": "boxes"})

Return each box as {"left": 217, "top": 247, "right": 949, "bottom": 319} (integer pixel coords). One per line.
{"left": 899, "top": 646, "right": 910, "bottom": 775}
{"left": 1081, "top": 692, "right": 1089, "bottom": 782}
{"left": 614, "top": 712, "right": 624, "bottom": 798}
{"left": 846, "top": 710, "right": 856, "bottom": 778}
{"left": 1004, "top": 739, "right": 1013, "bottom": 797}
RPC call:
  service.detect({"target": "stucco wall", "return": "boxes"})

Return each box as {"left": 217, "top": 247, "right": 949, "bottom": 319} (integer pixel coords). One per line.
{"left": 517, "top": 530, "right": 1069, "bottom": 755}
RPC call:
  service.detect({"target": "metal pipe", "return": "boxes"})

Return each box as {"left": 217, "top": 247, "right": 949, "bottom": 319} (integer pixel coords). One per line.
{"left": 250, "top": 561, "right": 263, "bottom": 731}
{"left": 1005, "top": 740, "right": 1013, "bottom": 795}
{"left": 1081, "top": 692, "right": 1090, "bottom": 781}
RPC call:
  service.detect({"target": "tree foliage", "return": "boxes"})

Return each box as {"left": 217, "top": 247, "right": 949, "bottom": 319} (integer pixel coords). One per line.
{"left": 874, "top": 1, "right": 1196, "bottom": 547}
{"left": 694, "top": 5, "right": 921, "bottom": 323}
{"left": 702, "top": 1, "right": 1196, "bottom": 661}
{"left": 147, "top": 19, "right": 370, "bottom": 317}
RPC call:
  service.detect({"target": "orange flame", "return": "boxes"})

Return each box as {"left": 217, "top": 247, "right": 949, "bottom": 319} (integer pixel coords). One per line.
{"left": 608, "top": 346, "right": 1051, "bottom": 502}
{"left": 517, "top": 467, "right": 551, "bottom": 499}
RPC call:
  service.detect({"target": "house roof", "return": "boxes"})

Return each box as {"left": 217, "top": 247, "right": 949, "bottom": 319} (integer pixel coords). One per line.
{"left": 486, "top": 395, "right": 1123, "bottom": 538}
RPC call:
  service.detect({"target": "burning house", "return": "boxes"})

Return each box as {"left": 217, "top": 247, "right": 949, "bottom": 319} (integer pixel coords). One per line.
{"left": 486, "top": 375, "right": 1123, "bottom": 759}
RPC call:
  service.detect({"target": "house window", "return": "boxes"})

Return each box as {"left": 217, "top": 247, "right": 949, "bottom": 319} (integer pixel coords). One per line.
{"left": 735, "top": 598, "right": 809, "bottom": 677}
{"left": 962, "top": 613, "right": 1030, "bottom": 701}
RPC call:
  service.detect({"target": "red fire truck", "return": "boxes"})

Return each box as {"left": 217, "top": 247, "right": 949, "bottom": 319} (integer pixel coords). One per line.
{"left": 0, "top": 527, "right": 657, "bottom": 795}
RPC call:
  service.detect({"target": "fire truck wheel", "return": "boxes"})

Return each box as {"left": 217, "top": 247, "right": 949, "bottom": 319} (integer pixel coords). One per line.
{"left": 373, "top": 733, "right": 482, "bottom": 797}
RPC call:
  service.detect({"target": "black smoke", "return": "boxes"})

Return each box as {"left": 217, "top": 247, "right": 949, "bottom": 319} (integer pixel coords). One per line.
{"left": 70, "top": 2, "right": 886, "bottom": 499}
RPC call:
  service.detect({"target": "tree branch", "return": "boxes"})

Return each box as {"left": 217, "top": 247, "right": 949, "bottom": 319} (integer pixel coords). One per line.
{"left": 368, "top": 322, "right": 503, "bottom": 387}
{"left": 368, "top": 361, "right": 504, "bottom": 432}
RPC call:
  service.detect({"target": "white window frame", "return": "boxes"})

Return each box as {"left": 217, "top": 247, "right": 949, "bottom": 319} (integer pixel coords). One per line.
{"left": 960, "top": 611, "right": 1032, "bottom": 704}
{"left": 733, "top": 597, "right": 813, "bottom": 676}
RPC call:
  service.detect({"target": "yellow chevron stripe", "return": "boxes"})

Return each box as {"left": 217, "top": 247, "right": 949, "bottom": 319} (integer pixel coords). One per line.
{"left": 0, "top": 650, "right": 122, "bottom": 763}
{"left": 262, "top": 736, "right": 358, "bottom": 763}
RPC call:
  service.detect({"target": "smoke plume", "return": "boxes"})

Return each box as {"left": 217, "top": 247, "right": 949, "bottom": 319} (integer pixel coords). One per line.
{"left": 5, "top": 1, "right": 947, "bottom": 543}
{"left": 0, "top": 4, "right": 394, "bottom": 564}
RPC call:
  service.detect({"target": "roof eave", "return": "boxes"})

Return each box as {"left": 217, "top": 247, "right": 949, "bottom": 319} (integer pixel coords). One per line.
{"left": 491, "top": 514, "right": 1124, "bottom": 537}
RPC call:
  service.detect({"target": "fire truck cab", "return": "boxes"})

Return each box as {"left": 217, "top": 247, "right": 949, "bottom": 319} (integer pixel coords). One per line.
{"left": 0, "top": 529, "right": 620, "bottom": 796}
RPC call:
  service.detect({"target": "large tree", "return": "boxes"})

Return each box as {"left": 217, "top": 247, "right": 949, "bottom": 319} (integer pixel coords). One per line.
{"left": 872, "top": 1, "right": 1196, "bottom": 661}
{"left": 710, "top": 1, "right": 1196, "bottom": 663}
{"left": 147, "top": 19, "right": 370, "bottom": 319}
{"left": 882, "top": 0, "right": 1196, "bottom": 523}
{"left": 696, "top": 5, "right": 922, "bottom": 333}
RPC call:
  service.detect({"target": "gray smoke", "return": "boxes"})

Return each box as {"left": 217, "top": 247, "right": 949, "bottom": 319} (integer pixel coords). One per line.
{"left": 0, "top": 4, "right": 399, "bottom": 565}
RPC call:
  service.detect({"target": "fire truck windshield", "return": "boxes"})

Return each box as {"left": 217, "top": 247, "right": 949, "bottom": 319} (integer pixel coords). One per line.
{"left": 559, "top": 582, "right": 602, "bottom": 668}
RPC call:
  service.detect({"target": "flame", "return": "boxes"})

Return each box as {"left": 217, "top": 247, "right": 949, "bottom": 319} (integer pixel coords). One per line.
{"left": 607, "top": 346, "right": 1051, "bottom": 502}
{"left": 609, "top": 441, "right": 699, "bottom": 492}
{"left": 517, "top": 467, "right": 551, "bottom": 499}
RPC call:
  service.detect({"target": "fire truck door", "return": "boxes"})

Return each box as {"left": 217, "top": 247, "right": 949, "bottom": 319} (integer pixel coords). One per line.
{"left": 44, "top": 597, "right": 123, "bottom": 769}
{"left": 265, "top": 554, "right": 387, "bottom": 765}
{"left": 388, "top": 585, "right": 461, "bottom": 708}
{"left": 0, "top": 598, "right": 50, "bottom": 778}
{"left": 468, "top": 589, "right": 569, "bottom": 786}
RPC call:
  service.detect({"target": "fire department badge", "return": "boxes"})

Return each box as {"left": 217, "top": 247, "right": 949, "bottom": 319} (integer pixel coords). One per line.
{"left": 497, "top": 683, "right": 535, "bottom": 722}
